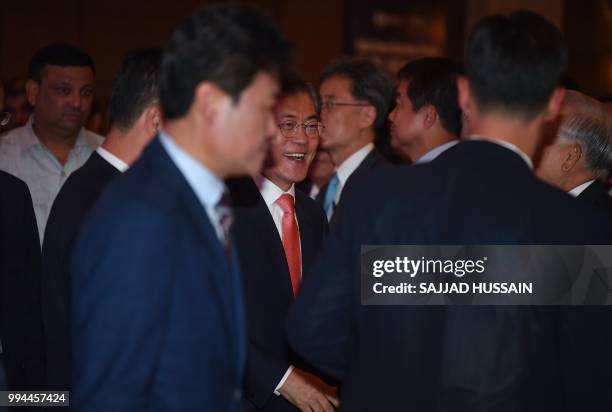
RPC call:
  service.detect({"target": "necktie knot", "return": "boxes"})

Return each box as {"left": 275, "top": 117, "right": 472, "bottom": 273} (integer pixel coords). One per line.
{"left": 276, "top": 193, "right": 295, "bottom": 215}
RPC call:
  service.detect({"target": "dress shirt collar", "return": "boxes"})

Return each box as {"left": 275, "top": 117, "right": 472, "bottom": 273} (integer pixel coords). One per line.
{"left": 158, "top": 129, "right": 225, "bottom": 210}
{"left": 259, "top": 175, "right": 295, "bottom": 206}
{"left": 416, "top": 139, "right": 459, "bottom": 164}
{"left": 20, "top": 115, "right": 91, "bottom": 154}
{"left": 568, "top": 179, "right": 596, "bottom": 197}
{"left": 335, "top": 142, "right": 374, "bottom": 186}
{"left": 468, "top": 135, "right": 533, "bottom": 170}
{"left": 96, "top": 146, "right": 129, "bottom": 172}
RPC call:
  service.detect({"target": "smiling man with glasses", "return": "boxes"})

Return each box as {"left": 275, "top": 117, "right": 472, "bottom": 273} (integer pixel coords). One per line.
{"left": 228, "top": 73, "right": 337, "bottom": 412}
{"left": 316, "top": 57, "right": 394, "bottom": 221}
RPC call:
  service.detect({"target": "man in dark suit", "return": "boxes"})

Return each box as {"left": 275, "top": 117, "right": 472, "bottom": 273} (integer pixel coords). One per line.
{"left": 536, "top": 89, "right": 612, "bottom": 218}
{"left": 287, "top": 11, "right": 612, "bottom": 412}
{"left": 70, "top": 6, "right": 291, "bottom": 411}
{"left": 41, "top": 48, "right": 161, "bottom": 390}
{"left": 229, "top": 75, "right": 337, "bottom": 412}
{"left": 316, "top": 58, "right": 394, "bottom": 221}
{"left": 0, "top": 81, "right": 45, "bottom": 393}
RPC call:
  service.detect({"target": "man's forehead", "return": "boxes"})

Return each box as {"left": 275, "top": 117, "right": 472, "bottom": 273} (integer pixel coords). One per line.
{"left": 41, "top": 64, "right": 94, "bottom": 84}
{"left": 320, "top": 75, "right": 353, "bottom": 97}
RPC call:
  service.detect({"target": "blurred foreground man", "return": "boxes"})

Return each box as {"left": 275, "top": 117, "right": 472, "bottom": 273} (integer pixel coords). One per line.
{"left": 288, "top": 10, "right": 612, "bottom": 412}
{"left": 229, "top": 75, "right": 336, "bottom": 411}
{"left": 71, "top": 6, "right": 291, "bottom": 411}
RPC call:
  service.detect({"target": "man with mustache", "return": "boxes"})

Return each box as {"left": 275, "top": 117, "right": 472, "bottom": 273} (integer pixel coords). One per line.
{"left": 0, "top": 43, "right": 103, "bottom": 242}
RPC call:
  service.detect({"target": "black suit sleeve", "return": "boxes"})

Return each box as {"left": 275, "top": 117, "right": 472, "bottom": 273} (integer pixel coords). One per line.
{"left": 245, "top": 344, "right": 290, "bottom": 408}
{"left": 0, "top": 177, "right": 45, "bottom": 389}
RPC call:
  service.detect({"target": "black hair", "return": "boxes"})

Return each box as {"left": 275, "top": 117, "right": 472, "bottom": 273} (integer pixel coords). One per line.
{"left": 27, "top": 43, "right": 95, "bottom": 83}
{"left": 281, "top": 72, "right": 320, "bottom": 117}
{"left": 465, "top": 10, "right": 567, "bottom": 119}
{"left": 398, "top": 57, "right": 463, "bottom": 136}
{"left": 320, "top": 57, "right": 394, "bottom": 137}
{"left": 159, "top": 5, "right": 293, "bottom": 120}
{"left": 108, "top": 48, "right": 161, "bottom": 131}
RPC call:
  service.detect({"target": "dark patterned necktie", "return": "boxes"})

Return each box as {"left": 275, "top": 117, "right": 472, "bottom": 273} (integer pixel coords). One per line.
{"left": 215, "top": 190, "right": 233, "bottom": 252}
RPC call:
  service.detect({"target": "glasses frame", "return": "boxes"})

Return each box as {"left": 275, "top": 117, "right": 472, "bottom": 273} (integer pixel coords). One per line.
{"left": 277, "top": 120, "right": 323, "bottom": 139}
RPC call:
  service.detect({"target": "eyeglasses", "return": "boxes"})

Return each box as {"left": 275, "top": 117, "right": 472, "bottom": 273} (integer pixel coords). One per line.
{"left": 0, "top": 112, "right": 10, "bottom": 127}
{"left": 321, "top": 100, "right": 370, "bottom": 112}
{"left": 278, "top": 120, "right": 323, "bottom": 138}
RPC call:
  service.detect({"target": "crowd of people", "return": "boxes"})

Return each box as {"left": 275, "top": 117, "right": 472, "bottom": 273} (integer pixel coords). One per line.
{"left": 0, "top": 4, "right": 611, "bottom": 412}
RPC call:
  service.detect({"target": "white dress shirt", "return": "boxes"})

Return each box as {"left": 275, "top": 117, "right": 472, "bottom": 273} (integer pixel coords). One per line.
{"left": 96, "top": 146, "right": 129, "bottom": 173}
{"left": 332, "top": 142, "right": 374, "bottom": 205}
{"left": 415, "top": 140, "right": 459, "bottom": 164}
{"left": 568, "top": 179, "right": 596, "bottom": 197}
{"left": 0, "top": 115, "right": 103, "bottom": 242}
{"left": 158, "top": 130, "right": 227, "bottom": 243}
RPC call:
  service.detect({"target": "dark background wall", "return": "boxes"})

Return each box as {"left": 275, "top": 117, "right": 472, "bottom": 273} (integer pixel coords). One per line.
{"left": 1, "top": 0, "right": 610, "bottom": 112}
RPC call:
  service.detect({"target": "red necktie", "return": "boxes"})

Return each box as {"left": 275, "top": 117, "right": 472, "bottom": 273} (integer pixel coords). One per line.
{"left": 276, "top": 194, "right": 301, "bottom": 295}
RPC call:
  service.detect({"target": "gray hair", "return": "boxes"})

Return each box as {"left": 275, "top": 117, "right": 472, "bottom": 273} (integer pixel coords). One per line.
{"left": 558, "top": 113, "right": 612, "bottom": 179}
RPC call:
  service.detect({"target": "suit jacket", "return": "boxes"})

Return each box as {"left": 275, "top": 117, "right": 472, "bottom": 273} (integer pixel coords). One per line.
{"left": 0, "top": 171, "right": 45, "bottom": 390}
{"left": 287, "top": 140, "right": 612, "bottom": 412}
{"left": 41, "top": 151, "right": 120, "bottom": 390}
{"left": 70, "top": 138, "right": 246, "bottom": 411}
{"left": 316, "top": 147, "right": 388, "bottom": 225}
{"left": 228, "top": 177, "right": 328, "bottom": 411}
{"left": 576, "top": 179, "right": 612, "bottom": 218}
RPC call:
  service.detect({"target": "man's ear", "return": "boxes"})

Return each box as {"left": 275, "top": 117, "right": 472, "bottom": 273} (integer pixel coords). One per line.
{"left": 359, "top": 105, "right": 376, "bottom": 129}
{"left": 193, "top": 82, "right": 228, "bottom": 124}
{"left": 422, "top": 105, "right": 437, "bottom": 130}
{"left": 144, "top": 104, "right": 162, "bottom": 136}
{"left": 25, "top": 80, "right": 39, "bottom": 107}
{"left": 543, "top": 87, "right": 566, "bottom": 122}
{"left": 561, "top": 142, "right": 582, "bottom": 172}
{"left": 456, "top": 76, "right": 471, "bottom": 115}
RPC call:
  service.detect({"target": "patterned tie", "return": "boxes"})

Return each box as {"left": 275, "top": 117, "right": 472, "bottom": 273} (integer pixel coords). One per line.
{"left": 275, "top": 194, "right": 301, "bottom": 296}
{"left": 323, "top": 172, "right": 339, "bottom": 220}
{"left": 215, "top": 190, "right": 233, "bottom": 251}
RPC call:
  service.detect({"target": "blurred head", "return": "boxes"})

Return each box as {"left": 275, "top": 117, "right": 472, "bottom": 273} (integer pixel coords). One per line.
{"left": 108, "top": 48, "right": 161, "bottom": 137}
{"left": 319, "top": 57, "right": 394, "bottom": 163}
{"left": 459, "top": 11, "right": 567, "bottom": 123}
{"left": 3, "top": 78, "right": 31, "bottom": 130}
{"left": 263, "top": 74, "right": 320, "bottom": 191}
{"left": 25, "top": 43, "right": 95, "bottom": 139}
{"left": 160, "top": 5, "right": 292, "bottom": 178}
{"left": 389, "top": 57, "right": 462, "bottom": 162}
{"left": 308, "top": 149, "right": 335, "bottom": 188}
{"left": 104, "top": 48, "right": 162, "bottom": 164}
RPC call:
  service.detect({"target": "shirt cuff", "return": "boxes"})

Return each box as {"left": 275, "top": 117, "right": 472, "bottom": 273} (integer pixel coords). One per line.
{"left": 273, "top": 365, "right": 295, "bottom": 396}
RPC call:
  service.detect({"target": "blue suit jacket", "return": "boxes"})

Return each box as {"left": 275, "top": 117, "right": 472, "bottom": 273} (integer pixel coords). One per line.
{"left": 71, "top": 137, "right": 246, "bottom": 411}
